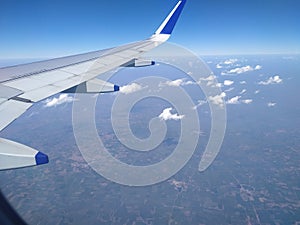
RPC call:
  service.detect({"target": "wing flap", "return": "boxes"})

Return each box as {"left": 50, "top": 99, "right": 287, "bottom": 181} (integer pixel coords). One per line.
{"left": 30, "top": 70, "right": 76, "bottom": 83}
{"left": 5, "top": 77, "right": 50, "bottom": 92}
{"left": 53, "top": 76, "right": 85, "bottom": 89}
{"left": 115, "top": 49, "right": 140, "bottom": 58}
{"left": 0, "top": 100, "right": 32, "bottom": 131}
{"left": 18, "top": 85, "right": 65, "bottom": 103}
{"left": 4, "top": 70, "right": 76, "bottom": 92}
{"left": 59, "top": 60, "right": 97, "bottom": 75}
{"left": 0, "top": 84, "right": 23, "bottom": 99}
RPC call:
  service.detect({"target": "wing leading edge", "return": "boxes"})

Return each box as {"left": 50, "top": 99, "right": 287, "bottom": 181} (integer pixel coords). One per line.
{"left": 0, "top": 0, "right": 186, "bottom": 170}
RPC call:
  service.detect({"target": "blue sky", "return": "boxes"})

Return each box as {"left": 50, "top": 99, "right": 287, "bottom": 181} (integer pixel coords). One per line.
{"left": 0, "top": 0, "right": 299, "bottom": 59}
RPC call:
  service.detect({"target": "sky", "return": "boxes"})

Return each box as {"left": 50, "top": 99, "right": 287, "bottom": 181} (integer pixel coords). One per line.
{"left": 0, "top": 0, "right": 299, "bottom": 59}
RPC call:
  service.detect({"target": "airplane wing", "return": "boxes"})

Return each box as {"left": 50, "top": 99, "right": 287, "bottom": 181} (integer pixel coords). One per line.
{"left": 0, "top": 0, "right": 187, "bottom": 170}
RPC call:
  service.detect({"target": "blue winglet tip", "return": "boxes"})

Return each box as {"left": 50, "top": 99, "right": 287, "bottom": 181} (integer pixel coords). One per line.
{"left": 114, "top": 85, "right": 120, "bottom": 92}
{"left": 35, "top": 152, "right": 49, "bottom": 165}
{"left": 160, "top": 0, "right": 187, "bottom": 35}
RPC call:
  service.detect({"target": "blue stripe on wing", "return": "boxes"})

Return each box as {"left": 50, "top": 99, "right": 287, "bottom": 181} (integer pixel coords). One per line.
{"left": 160, "top": 0, "right": 187, "bottom": 35}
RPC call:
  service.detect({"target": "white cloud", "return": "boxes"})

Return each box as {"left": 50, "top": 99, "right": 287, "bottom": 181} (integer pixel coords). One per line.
{"left": 224, "top": 80, "right": 234, "bottom": 86}
{"left": 185, "top": 80, "right": 195, "bottom": 85}
{"left": 120, "top": 83, "right": 143, "bottom": 94}
{"left": 216, "top": 83, "right": 223, "bottom": 88}
{"left": 197, "top": 75, "right": 218, "bottom": 87}
{"left": 268, "top": 102, "right": 276, "bottom": 107}
{"left": 228, "top": 66, "right": 253, "bottom": 74}
{"left": 223, "top": 65, "right": 262, "bottom": 75}
{"left": 223, "top": 58, "right": 238, "bottom": 65}
{"left": 242, "top": 99, "right": 253, "bottom": 104}
{"left": 199, "top": 75, "right": 216, "bottom": 82}
{"left": 226, "top": 96, "right": 252, "bottom": 105}
{"left": 255, "top": 65, "right": 262, "bottom": 70}
{"left": 160, "top": 79, "right": 195, "bottom": 87}
{"left": 206, "top": 81, "right": 214, "bottom": 87}
{"left": 44, "top": 94, "right": 74, "bottom": 107}
{"left": 193, "top": 100, "right": 207, "bottom": 110}
{"left": 259, "top": 75, "right": 283, "bottom": 85}
{"left": 240, "top": 81, "right": 247, "bottom": 84}
{"left": 227, "top": 96, "right": 241, "bottom": 104}
{"left": 225, "top": 87, "right": 234, "bottom": 92}
{"left": 217, "top": 59, "right": 239, "bottom": 69}
{"left": 208, "top": 92, "right": 226, "bottom": 108}
{"left": 255, "top": 90, "right": 260, "bottom": 94}
{"left": 165, "top": 79, "right": 185, "bottom": 87}
{"left": 158, "top": 108, "right": 185, "bottom": 121}
{"left": 239, "top": 89, "right": 247, "bottom": 94}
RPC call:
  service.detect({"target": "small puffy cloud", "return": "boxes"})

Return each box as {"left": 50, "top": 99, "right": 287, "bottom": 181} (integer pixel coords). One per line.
{"left": 206, "top": 81, "right": 214, "bottom": 87}
{"left": 120, "top": 83, "right": 143, "bottom": 94}
{"left": 240, "top": 81, "right": 247, "bottom": 84}
{"left": 223, "top": 65, "right": 262, "bottom": 75}
{"left": 160, "top": 78, "right": 195, "bottom": 87}
{"left": 228, "top": 66, "right": 253, "bottom": 74}
{"left": 165, "top": 79, "right": 185, "bottom": 87}
{"left": 193, "top": 100, "right": 207, "bottom": 110}
{"left": 198, "top": 75, "right": 218, "bottom": 87}
{"left": 217, "top": 59, "right": 238, "bottom": 69}
{"left": 199, "top": 75, "right": 216, "bottom": 82}
{"left": 208, "top": 92, "right": 226, "bottom": 108}
{"left": 242, "top": 99, "right": 253, "bottom": 104}
{"left": 227, "top": 96, "right": 241, "bottom": 104}
{"left": 255, "top": 65, "right": 262, "bottom": 70}
{"left": 239, "top": 89, "right": 247, "bottom": 94}
{"left": 159, "top": 108, "right": 185, "bottom": 121}
{"left": 268, "top": 102, "right": 276, "bottom": 107}
{"left": 226, "top": 96, "right": 252, "bottom": 105}
{"left": 185, "top": 80, "right": 195, "bottom": 85}
{"left": 255, "top": 90, "right": 260, "bottom": 94}
{"left": 44, "top": 94, "right": 74, "bottom": 107}
{"left": 223, "top": 58, "right": 238, "bottom": 65}
{"left": 259, "top": 75, "right": 283, "bottom": 85}
{"left": 225, "top": 87, "right": 234, "bottom": 92}
{"left": 224, "top": 80, "right": 234, "bottom": 86}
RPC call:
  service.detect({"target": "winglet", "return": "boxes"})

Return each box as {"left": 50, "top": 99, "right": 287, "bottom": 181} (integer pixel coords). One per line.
{"left": 154, "top": 0, "right": 187, "bottom": 36}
